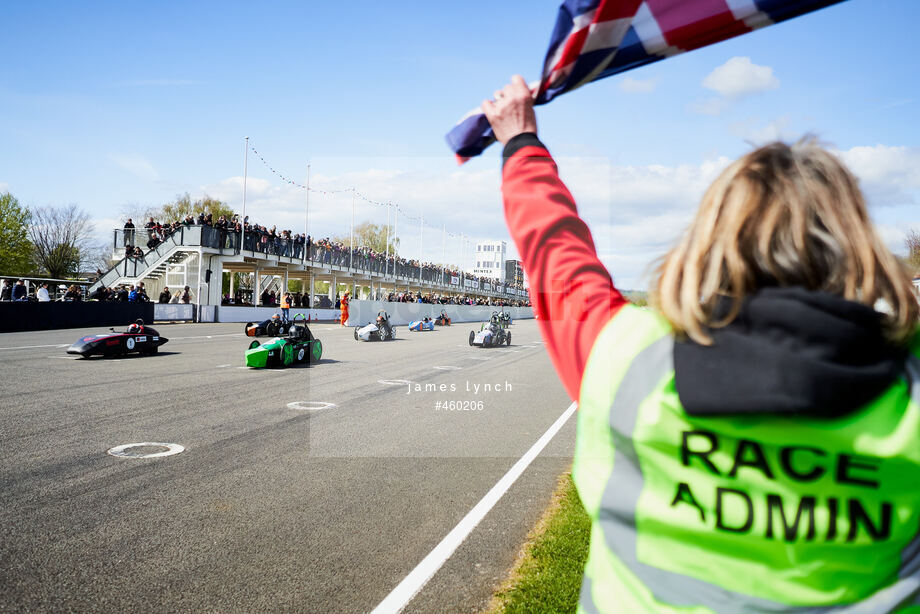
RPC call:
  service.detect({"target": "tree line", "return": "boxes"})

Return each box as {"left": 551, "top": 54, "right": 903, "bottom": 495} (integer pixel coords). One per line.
{"left": 0, "top": 191, "right": 233, "bottom": 279}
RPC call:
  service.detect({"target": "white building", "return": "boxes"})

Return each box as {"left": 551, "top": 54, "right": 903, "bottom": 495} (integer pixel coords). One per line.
{"left": 473, "top": 240, "right": 507, "bottom": 282}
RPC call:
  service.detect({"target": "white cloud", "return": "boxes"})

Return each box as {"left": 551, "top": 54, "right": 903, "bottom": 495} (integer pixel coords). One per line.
{"left": 618, "top": 76, "right": 658, "bottom": 94}
{"left": 121, "top": 143, "right": 912, "bottom": 291}
{"left": 702, "top": 57, "right": 779, "bottom": 98}
{"left": 834, "top": 145, "right": 920, "bottom": 207}
{"left": 0, "top": 182, "right": 8, "bottom": 193}
{"left": 729, "top": 115, "right": 793, "bottom": 144}
{"left": 110, "top": 153, "right": 159, "bottom": 182}
{"left": 691, "top": 97, "right": 731, "bottom": 116}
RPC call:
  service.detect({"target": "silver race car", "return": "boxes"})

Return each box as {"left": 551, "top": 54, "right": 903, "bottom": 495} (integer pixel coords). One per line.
{"left": 355, "top": 310, "right": 396, "bottom": 341}
{"left": 469, "top": 313, "right": 510, "bottom": 348}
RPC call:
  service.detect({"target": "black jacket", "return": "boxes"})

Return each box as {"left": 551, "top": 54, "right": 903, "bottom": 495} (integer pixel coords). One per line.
{"left": 674, "top": 287, "right": 907, "bottom": 419}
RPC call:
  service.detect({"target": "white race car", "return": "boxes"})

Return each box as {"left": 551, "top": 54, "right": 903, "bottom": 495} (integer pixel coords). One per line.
{"left": 355, "top": 310, "right": 396, "bottom": 341}
{"left": 469, "top": 314, "right": 510, "bottom": 348}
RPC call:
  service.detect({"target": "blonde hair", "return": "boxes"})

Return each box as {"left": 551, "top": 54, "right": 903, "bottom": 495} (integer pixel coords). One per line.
{"left": 653, "top": 139, "right": 918, "bottom": 345}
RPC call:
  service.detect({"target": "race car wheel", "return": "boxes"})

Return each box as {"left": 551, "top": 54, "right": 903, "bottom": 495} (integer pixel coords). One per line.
{"left": 244, "top": 322, "right": 254, "bottom": 335}
{"left": 469, "top": 331, "right": 475, "bottom": 346}
{"left": 281, "top": 343, "right": 294, "bottom": 366}
{"left": 249, "top": 340, "right": 260, "bottom": 350}
{"left": 354, "top": 326, "right": 360, "bottom": 341}
{"left": 311, "top": 339, "right": 323, "bottom": 363}
{"left": 389, "top": 328, "right": 396, "bottom": 340}
{"left": 297, "top": 347, "right": 306, "bottom": 363}
{"left": 506, "top": 333, "right": 511, "bottom": 346}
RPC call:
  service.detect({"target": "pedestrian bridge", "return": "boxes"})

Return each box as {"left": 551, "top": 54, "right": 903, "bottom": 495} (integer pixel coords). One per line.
{"left": 92, "top": 227, "right": 529, "bottom": 310}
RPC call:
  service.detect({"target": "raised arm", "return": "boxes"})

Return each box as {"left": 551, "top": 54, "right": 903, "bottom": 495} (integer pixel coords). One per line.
{"left": 484, "top": 76, "right": 627, "bottom": 401}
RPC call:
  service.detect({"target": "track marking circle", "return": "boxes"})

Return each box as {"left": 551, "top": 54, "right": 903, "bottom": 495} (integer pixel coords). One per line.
{"left": 378, "top": 379, "right": 413, "bottom": 386}
{"left": 107, "top": 442, "right": 184, "bottom": 458}
{"left": 433, "top": 366, "right": 462, "bottom": 371}
{"left": 287, "top": 401, "right": 336, "bottom": 411}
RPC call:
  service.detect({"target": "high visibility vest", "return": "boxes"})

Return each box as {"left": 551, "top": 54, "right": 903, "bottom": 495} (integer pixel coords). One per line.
{"left": 282, "top": 296, "right": 291, "bottom": 309}
{"left": 574, "top": 304, "right": 920, "bottom": 613}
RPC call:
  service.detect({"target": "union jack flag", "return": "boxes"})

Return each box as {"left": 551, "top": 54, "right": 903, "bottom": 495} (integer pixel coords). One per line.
{"left": 446, "top": 0, "right": 847, "bottom": 163}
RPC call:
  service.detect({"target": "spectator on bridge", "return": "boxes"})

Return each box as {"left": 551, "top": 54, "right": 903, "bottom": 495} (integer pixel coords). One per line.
{"left": 484, "top": 75, "right": 920, "bottom": 613}
{"left": 123, "top": 218, "right": 136, "bottom": 246}
{"left": 159, "top": 287, "right": 172, "bottom": 303}
{"left": 12, "top": 279, "right": 27, "bottom": 301}
{"left": 147, "top": 231, "right": 161, "bottom": 249}
{"left": 36, "top": 283, "right": 50, "bottom": 302}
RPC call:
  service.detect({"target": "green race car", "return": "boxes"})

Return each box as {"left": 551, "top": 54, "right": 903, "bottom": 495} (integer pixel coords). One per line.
{"left": 245, "top": 315, "right": 322, "bottom": 368}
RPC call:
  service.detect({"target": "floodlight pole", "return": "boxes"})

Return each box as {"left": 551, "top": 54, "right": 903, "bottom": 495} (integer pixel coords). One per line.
{"left": 241, "top": 136, "right": 249, "bottom": 253}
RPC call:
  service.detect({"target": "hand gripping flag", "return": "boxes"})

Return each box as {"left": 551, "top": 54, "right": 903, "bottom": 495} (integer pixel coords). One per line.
{"left": 446, "top": 0, "right": 847, "bottom": 163}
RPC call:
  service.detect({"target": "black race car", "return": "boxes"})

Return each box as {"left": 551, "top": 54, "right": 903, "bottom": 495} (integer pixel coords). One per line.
{"left": 245, "top": 314, "right": 292, "bottom": 337}
{"left": 67, "top": 321, "right": 168, "bottom": 358}
{"left": 434, "top": 311, "right": 452, "bottom": 326}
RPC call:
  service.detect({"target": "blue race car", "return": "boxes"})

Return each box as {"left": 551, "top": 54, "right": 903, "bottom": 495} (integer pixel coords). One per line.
{"left": 408, "top": 317, "right": 435, "bottom": 332}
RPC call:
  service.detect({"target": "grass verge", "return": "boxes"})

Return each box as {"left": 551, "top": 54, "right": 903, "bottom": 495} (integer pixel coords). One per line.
{"left": 485, "top": 471, "right": 591, "bottom": 614}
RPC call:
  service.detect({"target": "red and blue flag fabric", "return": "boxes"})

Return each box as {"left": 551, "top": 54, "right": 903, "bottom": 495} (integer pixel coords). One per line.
{"left": 446, "top": 0, "right": 847, "bottom": 163}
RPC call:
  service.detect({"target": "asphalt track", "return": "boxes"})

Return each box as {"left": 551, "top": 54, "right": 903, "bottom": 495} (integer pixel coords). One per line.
{"left": 0, "top": 318, "right": 574, "bottom": 613}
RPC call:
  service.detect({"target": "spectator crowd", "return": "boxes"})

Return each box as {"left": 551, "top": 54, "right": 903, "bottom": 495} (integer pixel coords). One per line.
{"left": 119, "top": 212, "right": 527, "bottom": 297}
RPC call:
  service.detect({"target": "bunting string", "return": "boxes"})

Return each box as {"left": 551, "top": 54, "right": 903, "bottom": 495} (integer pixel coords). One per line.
{"left": 248, "top": 141, "right": 464, "bottom": 238}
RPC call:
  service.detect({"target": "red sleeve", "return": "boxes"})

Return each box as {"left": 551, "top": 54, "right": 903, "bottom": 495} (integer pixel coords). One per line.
{"left": 501, "top": 136, "right": 628, "bottom": 402}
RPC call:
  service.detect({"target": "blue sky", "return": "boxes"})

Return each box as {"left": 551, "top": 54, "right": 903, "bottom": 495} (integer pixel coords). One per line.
{"left": 1, "top": 0, "right": 918, "bottom": 289}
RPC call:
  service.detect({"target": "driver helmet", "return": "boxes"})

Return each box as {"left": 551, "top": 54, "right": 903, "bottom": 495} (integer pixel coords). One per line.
{"left": 271, "top": 314, "right": 281, "bottom": 320}
{"left": 128, "top": 319, "right": 144, "bottom": 332}
{"left": 377, "top": 315, "right": 384, "bottom": 322}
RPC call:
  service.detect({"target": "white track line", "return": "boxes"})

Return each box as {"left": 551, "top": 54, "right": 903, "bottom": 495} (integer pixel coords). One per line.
{"left": 369, "top": 401, "right": 577, "bottom": 614}
{"left": 168, "top": 333, "right": 240, "bottom": 341}
{"left": 0, "top": 343, "right": 70, "bottom": 351}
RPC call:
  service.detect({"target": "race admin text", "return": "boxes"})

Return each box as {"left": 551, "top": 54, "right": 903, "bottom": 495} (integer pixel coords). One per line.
{"left": 674, "top": 430, "right": 892, "bottom": 542}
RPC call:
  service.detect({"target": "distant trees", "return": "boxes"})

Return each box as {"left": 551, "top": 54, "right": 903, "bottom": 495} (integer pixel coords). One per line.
{"left": 0, "top": 192, "right": 35, "bottom": 275}
{"left": 29, "top": 204, "right": 95, "bottom": 278}
{"left": 905, "top": 229, "right": 920, "bottom": 275}
{"left": 333, "top": 221, "right": 400, "bottom": 254}
{"left": 158, "top": 193, "right": 235, "bottom": 222}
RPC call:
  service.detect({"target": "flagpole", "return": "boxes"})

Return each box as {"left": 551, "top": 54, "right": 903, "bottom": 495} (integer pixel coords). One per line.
{"left": 303, "top": 163, "right": 310, "bottom": 263}
{"left": 241, "top": 136, "right": 249, "bottom": 253}
{"left": 418, "top": 209, "right": 424, "bottom": 283}
{"left": 350, "top": 192, "right": 355, "bottom": 272}
{"left": 385, "top": 202, "right": 391, "bottom": 275}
